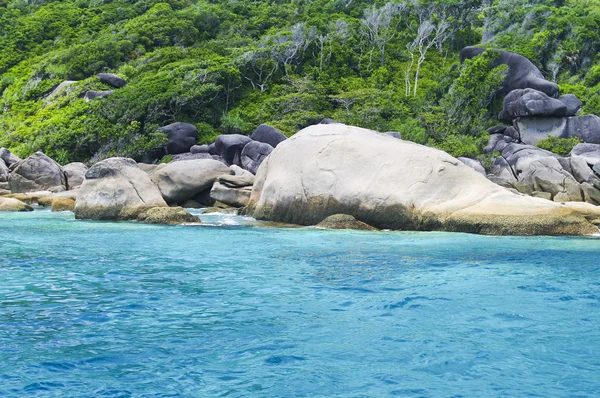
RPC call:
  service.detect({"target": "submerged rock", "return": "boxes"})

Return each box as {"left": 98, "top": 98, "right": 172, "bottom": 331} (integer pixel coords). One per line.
{"left": 9, "top": 152, "right": 66, "bottom": 193}
{"left": 316, "top": 214, "right": 377, "bottom": 231}
{"left": 248, "top": 124, "right": 600, "bottom": 235}
{"left": 0, "top": 197, "right": 33, "bottom": 212}
{"left": 137, "top": 206, "right": 199, "bottom": 225}
{"left": 75, "top": 157, "right": 167, "bottom": 221}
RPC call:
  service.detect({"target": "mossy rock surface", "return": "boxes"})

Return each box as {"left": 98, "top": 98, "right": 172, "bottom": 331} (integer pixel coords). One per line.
{"left": 0, "top": 197, "right": 33, "bottom": 212}
{"left": 316, "top": 214, "right": 378, "bottom": 231}
{"left": 137, "top": 206, "right": 200, "bottom": 225}
{"left": 52, "top": 198, "right": 75, "bottom": 212}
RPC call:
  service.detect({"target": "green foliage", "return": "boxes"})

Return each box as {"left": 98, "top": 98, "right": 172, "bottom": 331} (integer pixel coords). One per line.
{"left": 536, "top": 136, "right": 580, "bottom": 156}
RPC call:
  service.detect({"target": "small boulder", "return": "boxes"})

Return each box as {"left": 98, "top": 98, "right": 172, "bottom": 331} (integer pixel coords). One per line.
{"left": 316, "top": 214, "right": 377, "bottom": 231}
{"left": 230, "top": 164, "right": 254, "bottom": 178}
{"left": 0, "top": 148, "right": 21, "bottom": 168}
{"left": 171, "top": 152, "right": 213, "bottom": 162}
{"left": 581, "top": 182, "right": 600, "bottom": 205}
{"left": 209, "top": 182, "right": 252, "bottom": 208}
{"left": 214, "top": 134, "right": 252, "bottom": 166}
{"left": 51, "top": 197, "right": 75, "bottom": 212}
{"left": 319, "top": 118, "right": 339, "bottom": 124}
{"left": 218, "top": 173, "right": 254, "bottom": 188}
{"left": 570, "top": 143, "right": 600, "bottom": 166}
{"left": 382, "top": 132, "right": 402, "bottom": 139}
{"left": 500, "top": 88, "right": 568, "bottom": 122}
{"left": 150, "top": 159, "right": 231, "bottom": 204}
{"left": 9, "top": 152, "right": 66, "bottom": 193}
{"left": 190, "top": 145, "right": 210, "bottom": 154}
{"left": 0, "top": 159, "right": 8, "bottom": 182}
{"left": 63, "top": 162, "right": 88, "bottom": 190}
{"left": 558, "top": 94, "right": 582, "bottom": 115}
{"left": 84, "top": 90, "right": 113, "bottom": 101}
{"left": 75, "top": 157, "right": 167, "bottom": 221}
{"left": 458, "top": 157, "right": 486, "bottom": 176}
{"left": 0, "top": 197, "right": 33, "bottom": 212}
{"left": 251, "top": 124, "right": 287, "bottom": 148}
{"left": 240, "top": 141, "right": 273, "bottom": 174}
{"left": 484, "top": 134, "right": 516, "bottom": 154}
{"left": 137, "top": 206, "right": 199, "bottom": 225}
{"left": 158, "top": 122, "right": 199, "bottom": 155}
{"left": 570, "top": 156, "right": 594, "bottom": 184}
{"left": 182, "top": 199, "right": 202, "bottom": 209}
{"left": 97, "top": 73, "right": 127, "bottom": 88}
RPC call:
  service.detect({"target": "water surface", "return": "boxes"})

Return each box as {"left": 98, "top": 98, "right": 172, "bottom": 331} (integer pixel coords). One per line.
{"left": 1, "top": 210, "right": 599, "bottom": 397}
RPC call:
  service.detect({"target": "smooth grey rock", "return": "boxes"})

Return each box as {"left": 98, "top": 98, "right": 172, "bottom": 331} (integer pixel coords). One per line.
{"left": 319, "top": 118, "right": 339, "bottom": 124}
{"left": 75, "top": 157, "right": 167, "bottom": 220}
{"left": 484, "top": 134, "right": 515, "bottom": 154}
{"left": 558, "top": 94, "right": 582, "bottom": 115}
{"left": 208, "top": 143, "right": 217, "bottom": 155}
{"left": 488, "top": 125, "right": 519, "bottom": 140}
{"left": 382, "top": 132, "right": 402, "bottom": 139}
{"left": 150, "top": 159, "right": 231, "bottom": 204}
{"left": 63, "top": 162, "right": 88, "bottom": 190}
{"left": 251, "top": 124, "right": 287, "bottom": 148}
{"left": 489, "top": 156, "right": 517, "bottom": 183}
{"left": 564, "top": 115, "right": 600, "bottom": 144}
{"left": 458, "top": 157, "right": 486, "bottom": 175}
{"left": 84, "top": 90, "right": 113, "bottom": 101}
{"left": 158, "top": 122, "right": 198, "bottom": 155}
{"left": 218, "top": 173, "right": 254, "bottom": 188}
{"left": 138, "top": 163, "right": 159, "bottom": 174}
{"left": 570, "top": 143, "right": 600, "bottom": 166}
{"left": 514, "top": 117, "right": 568, "bottom": 145}
{"left": 229, "top": 164, "right": 253, "bottom": 178}
{"left": 46, "top": 80, "right": 77, "bottom": 100}
{"left": 190, "top": 145, "right": 210, "bottom": 154}
{"left": 171, "top": 152, "right": 213, "bottom": 162}
{"left": 8, "top": 152, "right": 66, "bottom": 193}
{"left": 240, "top": 141, "right": 273, "bottom": 174}
{"left": 97, "top": 73, "right": 126, "bottom": 88}
{"left": 210, "top": 182, "right": 252, "bottom": 208}
{"left": 214, "top": 134, "right": 252, "bottom": 166}
{"left": 0, "top": 148, "right": 20, "bottom": 168}
{"left": 581, "top": 182, "right": 600, "bottom": 204}
{"left": 501, "top": 89, "right": 568, "bottom": 122}
{"left": 570, "top": 157, "right": 594, "bottom": 184}
{"left": 248, "top": 123, "right": 600, "bottom": 235}
{"left": 460, "top": 46, "right": 559, "bottom": 97}
{"left": 0, "top": 159, "right": 8, "bottom": 183}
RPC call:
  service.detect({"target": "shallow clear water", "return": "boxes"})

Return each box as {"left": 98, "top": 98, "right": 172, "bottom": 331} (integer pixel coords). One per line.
{"left": 1, "top": 210, "right": 600, "bottom": 397}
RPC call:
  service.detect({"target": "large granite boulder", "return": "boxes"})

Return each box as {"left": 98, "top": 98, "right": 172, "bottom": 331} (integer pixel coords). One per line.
{"left": 150, "top": 159, "right": 230, "bottom": 204}
{"left": 158, "top": 122, "right": 198, "bottom": 155}
{"left": 9, "top": 152, "right": 66, "bottom": 193}
{"left": 214, "top": 134, "right": 252, "bottom": 166}
{"left": 75, "top": 157, "right": 167, "bottom": 220}
{"left": 0, "top": 148, "right": 21, "bottom": 168}
{"left": 63, "top": 162, "right": 88, "bottom": 190}
{"left": 460, "top": 47, "right": 559, "bottom": 97}
{"left": 499, "top": 89, "right": 569, "bottom": 122}
{"left": 570, "top": 143, "right": 600, "bottom": 166}
{"left": 250, "top": 124, "right": 287, "bottom": 148}
{"left": 240, "top": 141, "right": 273, "bottom": 174}
{"left": 97, "top": 73, "right": 126, "bottom": 88}
{"left": 0, "top": 197, "right": 33, "bottom": 212}
{"left": 513, "top": 117, "right": 568, "bottom": 145}
{"left": 563, "top": 115, "right": 600, "bottom": 144}
{"left": 84, "top": 90, "right": 113, "bottom": 101}
{"left": 0, "top": 159, "right": 8, "bottom": 183}
{"left": 516, "top": 156, "right": 582, "bottom": 202}
{"left": 248, "top": 124, "right": 600, "bottom": 235}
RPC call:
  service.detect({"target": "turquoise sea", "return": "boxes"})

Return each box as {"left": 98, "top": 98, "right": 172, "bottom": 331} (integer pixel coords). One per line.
{"left": 1, "top": 209, "right": 599, "bottom": 397}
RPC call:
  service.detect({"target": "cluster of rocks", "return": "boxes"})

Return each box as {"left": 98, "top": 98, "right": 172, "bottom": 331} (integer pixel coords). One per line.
{"left": 459, "top": 47, "right": 600, "bottom": 205}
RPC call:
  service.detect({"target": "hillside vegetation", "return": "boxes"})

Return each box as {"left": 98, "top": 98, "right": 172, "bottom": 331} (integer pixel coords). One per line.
{"left": 0, "top": 0, "right": 598, "bottom": 164}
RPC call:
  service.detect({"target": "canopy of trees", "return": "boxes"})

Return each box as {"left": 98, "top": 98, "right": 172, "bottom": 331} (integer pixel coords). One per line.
{"left": 0, "top": 0, "right": 598, "bottom": 163}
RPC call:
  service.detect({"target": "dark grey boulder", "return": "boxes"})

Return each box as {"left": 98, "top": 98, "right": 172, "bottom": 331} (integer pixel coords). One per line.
{"left": 0, "top": 159, "right": 8, "bottom": 183}
{"left": 319, "top": 118, "right": 339, "bottom": 124}
{"left": 484, "top": 134, "right": 516, "bottom": 154}
{"left": 460, "top": 46, "right": 559, "bottom": 97}
{"left": 208, "top": 143, "right": 217, "bottom": 155}
{"left": 382, "top": 132, "right": 402, "bottom": 139}
{"left": 458, "top": 157, "right": 486, "bottom": 175}
{"left": 563, "top": 115, "right": 600, "bottom": 144}
{"left": 570, "top": 143, "right": 600, "bottom": 166}
{"left": 214, "top": 134, "right": 252, "bottom": 166}
{"left": 251, "top": 124, "right": 287, "bottom": 148}
{"left": 171, "top": 153, "right": 213, "bottom": 162}
{"left": 84, "top": 90, "right": 113, "bottom": 101}
{"left": 0, "top": 148, "right": 21, "bottom": 168}
{"left": 558, "top": 94, "right": 582, "bottom": 115}
{"left": 158, "top": 122, "right": 198, "bottom": 155}
{"left": 97, "top": 73, "right": 127, "bottom": 88}
{"left": 240, "top": 141, "right": 273, "bottom": 174}
{"left": 8, "top": 152, "right": 66, "bottom": 193}
{"left": 500, "top": 89, "right": 568, "bottom": 122}
{"left": 190, "top": 145, "right": 210, "bottom": 154}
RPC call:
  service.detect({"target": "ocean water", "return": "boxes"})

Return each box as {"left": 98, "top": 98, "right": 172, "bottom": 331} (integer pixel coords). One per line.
{"left": 1, "top": 210, "right": 600, "bottom": 397}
